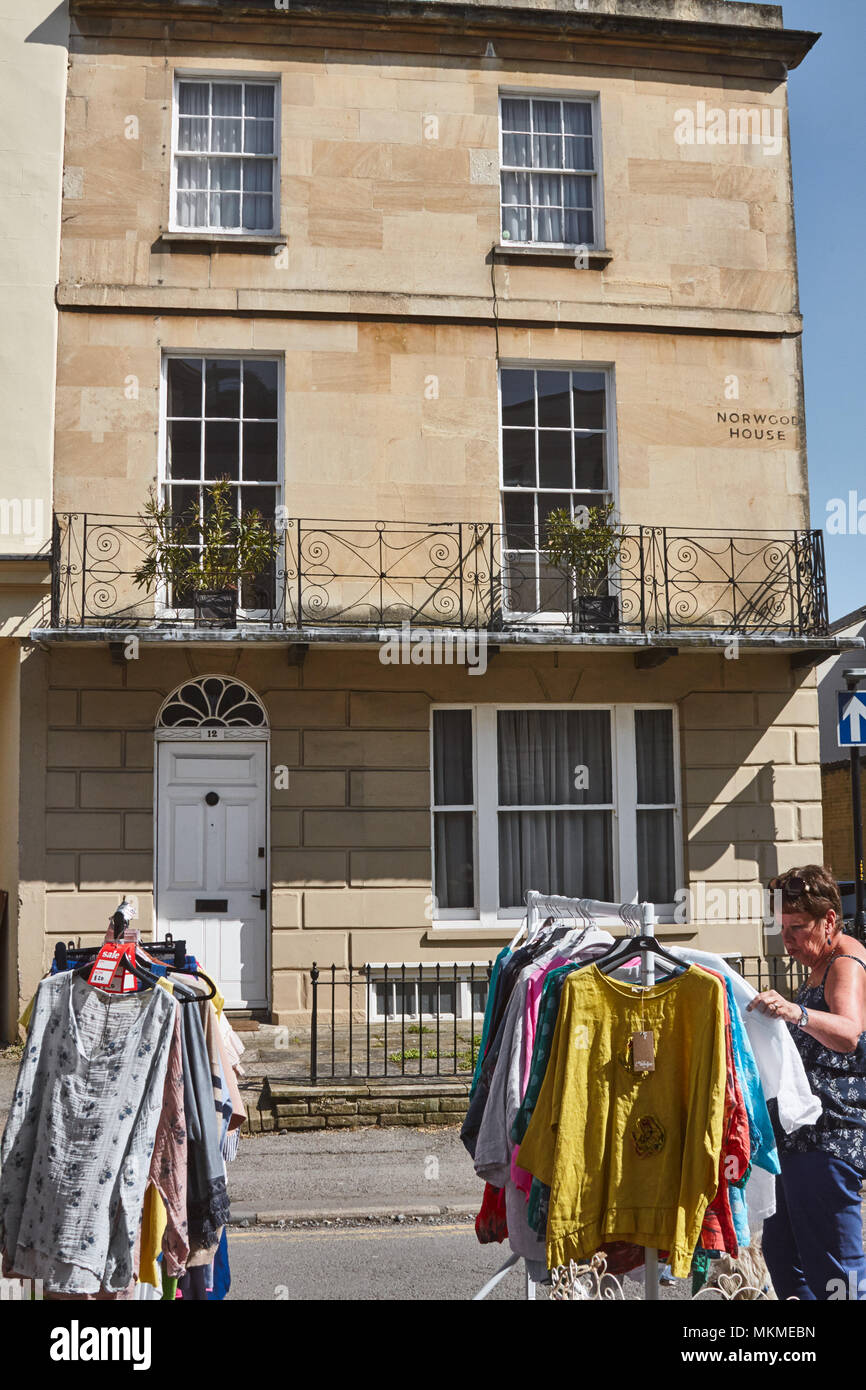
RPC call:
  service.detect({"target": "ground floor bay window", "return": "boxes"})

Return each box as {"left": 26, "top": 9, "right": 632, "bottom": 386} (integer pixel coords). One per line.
{"left": 431, "top": 704, "right": 681, "bottom": 926}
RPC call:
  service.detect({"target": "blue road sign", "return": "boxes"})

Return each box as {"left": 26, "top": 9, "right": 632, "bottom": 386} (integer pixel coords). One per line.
{"left": 838, "top": 691, "right": 866, "bottom": 747}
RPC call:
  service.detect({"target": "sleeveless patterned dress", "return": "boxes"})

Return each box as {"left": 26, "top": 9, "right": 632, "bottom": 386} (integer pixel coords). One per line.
{"left": 780, "top": 950, "right": 866, "bottom": 1176}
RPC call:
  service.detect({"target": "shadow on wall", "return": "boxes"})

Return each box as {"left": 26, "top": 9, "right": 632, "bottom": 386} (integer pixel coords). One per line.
{"left": 25, "top": 2, "right": 69, "bottom": 48}
{"left": 684, "top": 759, "right": 787, "bottom": 959}
{"left": 0, "top": 889, "right": 9, "bottom": 1042}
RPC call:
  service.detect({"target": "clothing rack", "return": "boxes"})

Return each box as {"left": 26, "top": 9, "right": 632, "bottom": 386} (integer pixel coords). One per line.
{"left": 474, "top": 890, "right": 662, "bottom": 1301}
{"left": 53, "top": 934, "right": 189, "bottom": 972}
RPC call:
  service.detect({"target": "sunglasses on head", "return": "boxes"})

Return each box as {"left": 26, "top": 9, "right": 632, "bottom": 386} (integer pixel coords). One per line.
{"left": 768, "top": 874, "right": 811, "bottom": 896}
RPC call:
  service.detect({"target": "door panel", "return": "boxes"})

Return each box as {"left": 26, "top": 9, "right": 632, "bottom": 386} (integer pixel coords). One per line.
{"left": 157, "top": 739, "right": 268, "bottom": 1009}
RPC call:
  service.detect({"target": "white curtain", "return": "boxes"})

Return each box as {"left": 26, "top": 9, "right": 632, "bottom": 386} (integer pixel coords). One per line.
{"left": 501, "top": 172, "right": 530, "bottom": 242}
{"left": 497, "top": 710, "right": 613, "bottom": 906}
{"left": 245, "top": 85, "right": 275, "bottom": 155}
{"left": 531, "top": 102, "right": 562, "bottom": 242}
{"left": 178, "top": 82, "right": 208, "bottom": 117}
{"left": 243, "top": 160, "right": 273, "bottom": 230}
{"left": 433, "top": 711, "right": 474, "bottom": 910}
{"left": 176, "top": 158, "right": 206, "bottom": 229}
{"left": 635, "top": 710, "right": 676, "bottom": 902}
{"left": 499, "top": 810, "right": 613, "bottom": 906}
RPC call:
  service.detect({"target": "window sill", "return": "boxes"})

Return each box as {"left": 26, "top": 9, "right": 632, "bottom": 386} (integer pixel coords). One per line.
{"left": 157, "top": 231, "right": 287, "bottom": 252}
{"left": 494, "top": 244, "right": 613, "bottom": 269}
{"left": 428, "top": 917, "right": 686, "bottom": 938}
{"left": 427, "top": 925, "right": 517, "bottom": 940}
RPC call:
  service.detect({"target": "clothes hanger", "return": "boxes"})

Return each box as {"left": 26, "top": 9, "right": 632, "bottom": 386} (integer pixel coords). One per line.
{"left": 594, "top": 933, "right": 688, "bottom": 978}
{"left": 71, "top": 942, "right": 210, "bottom": 1004}
{"left": 508, "top": 909, "right": 530, "bottom": 951}
{"left": 164, "top": 964, "right": 218, "bottom": 1001}
{"left": 71, "top": 948, "right": 164, "bottom": 993}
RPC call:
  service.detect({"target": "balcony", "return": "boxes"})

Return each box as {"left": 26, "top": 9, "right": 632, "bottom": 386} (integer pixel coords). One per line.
{"left": 46, "top": 515, "right": 829, "bottom": 642}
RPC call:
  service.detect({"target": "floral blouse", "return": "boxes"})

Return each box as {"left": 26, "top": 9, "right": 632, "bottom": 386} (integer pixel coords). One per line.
{"left": 781, "top": 952, "right": 866, "bottom": 1175}
{"left": 0, "top": 973, "right": 176, "bottom": 1294}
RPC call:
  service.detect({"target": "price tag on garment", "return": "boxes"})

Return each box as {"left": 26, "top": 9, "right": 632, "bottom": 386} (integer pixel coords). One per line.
{"left": 631, "top": 1030, "right": 656, "bottom": 1073}
{"left": 88, "top": 940, "right": 135, "bottom": 990}
{"left": 121, "top": 944, "right": 138, "bottom": 992}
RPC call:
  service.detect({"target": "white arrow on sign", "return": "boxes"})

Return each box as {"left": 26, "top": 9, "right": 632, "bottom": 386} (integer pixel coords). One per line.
{"left": 843, "top": 694, "right": 866, "bottom": 742}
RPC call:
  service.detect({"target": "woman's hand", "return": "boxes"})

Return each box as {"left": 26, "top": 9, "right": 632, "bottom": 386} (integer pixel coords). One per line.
{"left": 746, "top": 990, "right": 801, "bottom": 1024}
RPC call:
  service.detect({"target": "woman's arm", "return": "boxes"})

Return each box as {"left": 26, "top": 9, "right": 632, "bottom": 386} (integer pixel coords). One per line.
{"left": 748, "top": 959, "right": 866, "bottom": 1053}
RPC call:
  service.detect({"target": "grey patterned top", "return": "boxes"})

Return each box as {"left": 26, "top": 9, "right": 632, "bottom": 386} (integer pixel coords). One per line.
{"left": 0, "top": 972, "right": 176, "bottom": 1294}
{"left": 781, "top": 952, "right": 866, "bottom": 1176}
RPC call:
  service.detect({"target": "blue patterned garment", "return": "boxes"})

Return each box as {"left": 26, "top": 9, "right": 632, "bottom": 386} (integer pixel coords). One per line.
{"left": 780, "top": 952, "right": 866, "bottom": 1177}
{"left": 0, "top": 973, "right": 176, "bottom": 1293}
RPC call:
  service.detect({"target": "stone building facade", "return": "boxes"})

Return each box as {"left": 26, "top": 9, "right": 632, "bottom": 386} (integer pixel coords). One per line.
{"left": 7, "top": 0, "right": 861, "bottom": 1031}
{"left": 0, "top": 0, "right": 68, "bottom": 1038}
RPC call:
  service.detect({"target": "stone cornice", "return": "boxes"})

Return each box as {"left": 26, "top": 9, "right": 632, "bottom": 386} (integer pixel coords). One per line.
{"left": 69, "top": 0, "right": 820, "bottom": 73}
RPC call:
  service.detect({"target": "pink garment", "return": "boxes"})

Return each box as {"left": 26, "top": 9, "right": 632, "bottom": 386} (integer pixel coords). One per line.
{"left": 147, "top": 1005, "right": 190, "bottom": 1278}
{"left": 511, "top": 955, "right": 569, "bottom": 1196}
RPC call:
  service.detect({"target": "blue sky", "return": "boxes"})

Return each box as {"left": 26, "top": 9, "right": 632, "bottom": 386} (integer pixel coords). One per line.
{"left": 764, "top": 0, "right": 866, "bottom": 620}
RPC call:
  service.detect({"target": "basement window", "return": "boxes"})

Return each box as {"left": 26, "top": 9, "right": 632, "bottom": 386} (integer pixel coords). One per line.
{"left": 366, "top": 965, "right": 490, "bottom": 1022}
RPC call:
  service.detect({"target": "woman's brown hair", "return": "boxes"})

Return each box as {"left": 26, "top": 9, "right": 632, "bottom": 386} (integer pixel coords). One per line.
{"left": 768, "top": 865, "right": 843, "bottom": 923}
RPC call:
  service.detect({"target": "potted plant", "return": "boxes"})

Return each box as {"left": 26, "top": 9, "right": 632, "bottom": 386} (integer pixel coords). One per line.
{"left": 544, "top": 501, "right": 623, "bottom": 632}
{"left": 133, "top": 478, "right": 280, "bottom": 627}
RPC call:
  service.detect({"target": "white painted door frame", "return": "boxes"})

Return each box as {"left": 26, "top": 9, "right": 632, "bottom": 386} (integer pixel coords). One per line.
{"left": 154, "top": 726, "right": 271, "bottom": 1010}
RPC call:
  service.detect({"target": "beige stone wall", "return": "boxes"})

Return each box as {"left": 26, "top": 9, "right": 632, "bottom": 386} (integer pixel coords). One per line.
{"left": 14, "top": 642, "right": 822, "bottom": 1021}
{"left": 0, "top": 0, "right": 67, "bottom": 559}
{"left": 54, "top": 312, "right": 807, "bottom": 533}
{"left": 0, "top": 641, "right": 21, "bottom": 1037}
{"left": 60, "top": 16, "right": 797, "bottom": 324}
{"left": 821, "top": 761, "right": 860, "bottom": 884}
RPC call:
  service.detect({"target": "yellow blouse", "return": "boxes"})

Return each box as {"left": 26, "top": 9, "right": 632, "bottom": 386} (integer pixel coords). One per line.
{"left": 516, "top": 963, "right": 726, "bottom": 1277}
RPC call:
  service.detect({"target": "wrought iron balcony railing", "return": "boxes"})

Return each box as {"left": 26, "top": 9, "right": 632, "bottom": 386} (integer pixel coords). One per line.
{"left": 49, "top": 515, "right": 829, "bottom": 637}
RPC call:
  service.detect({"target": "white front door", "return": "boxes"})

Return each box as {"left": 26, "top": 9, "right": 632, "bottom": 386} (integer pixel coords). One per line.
{"left": 156, "top": 739, "right": 268, "bottom": 1009}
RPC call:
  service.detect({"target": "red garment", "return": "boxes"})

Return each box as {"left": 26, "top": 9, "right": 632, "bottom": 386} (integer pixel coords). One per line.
{"left": 695, "top": 967, "right": 751, "bottom": 1256}
{"left": 475, "top": 1183, "right": 508, "bottom": 1244}
{"left": 593, "top": 1242, "right": 670, "bottom": 1276}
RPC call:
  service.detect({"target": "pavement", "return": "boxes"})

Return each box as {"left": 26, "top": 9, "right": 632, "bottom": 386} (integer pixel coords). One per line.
{"left": 227, "top": 1125, "right": 479, "bottom": 1223}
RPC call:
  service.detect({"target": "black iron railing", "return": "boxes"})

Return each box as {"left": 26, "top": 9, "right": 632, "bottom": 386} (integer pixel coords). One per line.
{"left": 731, "top": 954, "right": 808, "bottom": 1000}
{"left": 50, "top": 514, "right": 829, "bottom": 637}
{"left": 309, "top": 961, "right": 493, "bottom": 1084}
{"left": 305, "top": 956, "right": 809, "bottom": 1084}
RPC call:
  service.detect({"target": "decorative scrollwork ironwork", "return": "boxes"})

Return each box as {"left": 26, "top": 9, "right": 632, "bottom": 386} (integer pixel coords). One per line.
{"left": 49, "top": 513, "right": 829, "bottom": 637}
{"left": 548, "top": 1254, "right": 625, "bottom": 1301}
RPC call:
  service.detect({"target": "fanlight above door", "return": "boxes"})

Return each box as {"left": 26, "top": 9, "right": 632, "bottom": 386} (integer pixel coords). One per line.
{"left": 156, "top": 676, "right": 269, "bottom": 730}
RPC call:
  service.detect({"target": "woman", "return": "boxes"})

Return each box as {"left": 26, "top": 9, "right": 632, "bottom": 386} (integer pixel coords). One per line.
{"left": 748, "top": 865, "right": 866, "bottom": 1300}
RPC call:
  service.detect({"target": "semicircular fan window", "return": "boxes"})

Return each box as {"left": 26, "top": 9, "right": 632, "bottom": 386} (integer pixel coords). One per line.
{"left": 157, "top": 676, "right": 268, "bottom": 729}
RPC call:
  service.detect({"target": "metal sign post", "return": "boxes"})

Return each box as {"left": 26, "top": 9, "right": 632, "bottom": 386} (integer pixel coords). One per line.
{"left": 840, "top": 674, "right": 866, "bottom": 940}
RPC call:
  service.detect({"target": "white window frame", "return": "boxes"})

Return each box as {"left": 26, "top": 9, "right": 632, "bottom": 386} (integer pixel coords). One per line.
{"left": 365, "top": 963, "right": 491, "bottom": 1023}
{"left": 497, "top": 361, "right": 619, "bottom": 622}
{"left": 157, "top": 349, "right": 285, "bottom": 621}
{"left": 429, "top": 703, "right": 683, "bottom": 929}
{"left": 498, "top": 88, "right": 604, "bottom": 250}
{"left": 169, "top": 72, "right": 281, "bottom": 235}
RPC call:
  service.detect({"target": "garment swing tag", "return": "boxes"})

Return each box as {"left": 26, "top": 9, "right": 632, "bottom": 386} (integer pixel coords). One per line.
{"left": 631, "top": 1031, "right": 656, "bottom": 1073}
{"left": 120, "top": 944, "right": 137, "bottom": 993}
{"left": 88, "top": 941, "right": 135, "bottom": 991}
{"left": 88, "top": 941, "right": 126, "bottom": 988}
